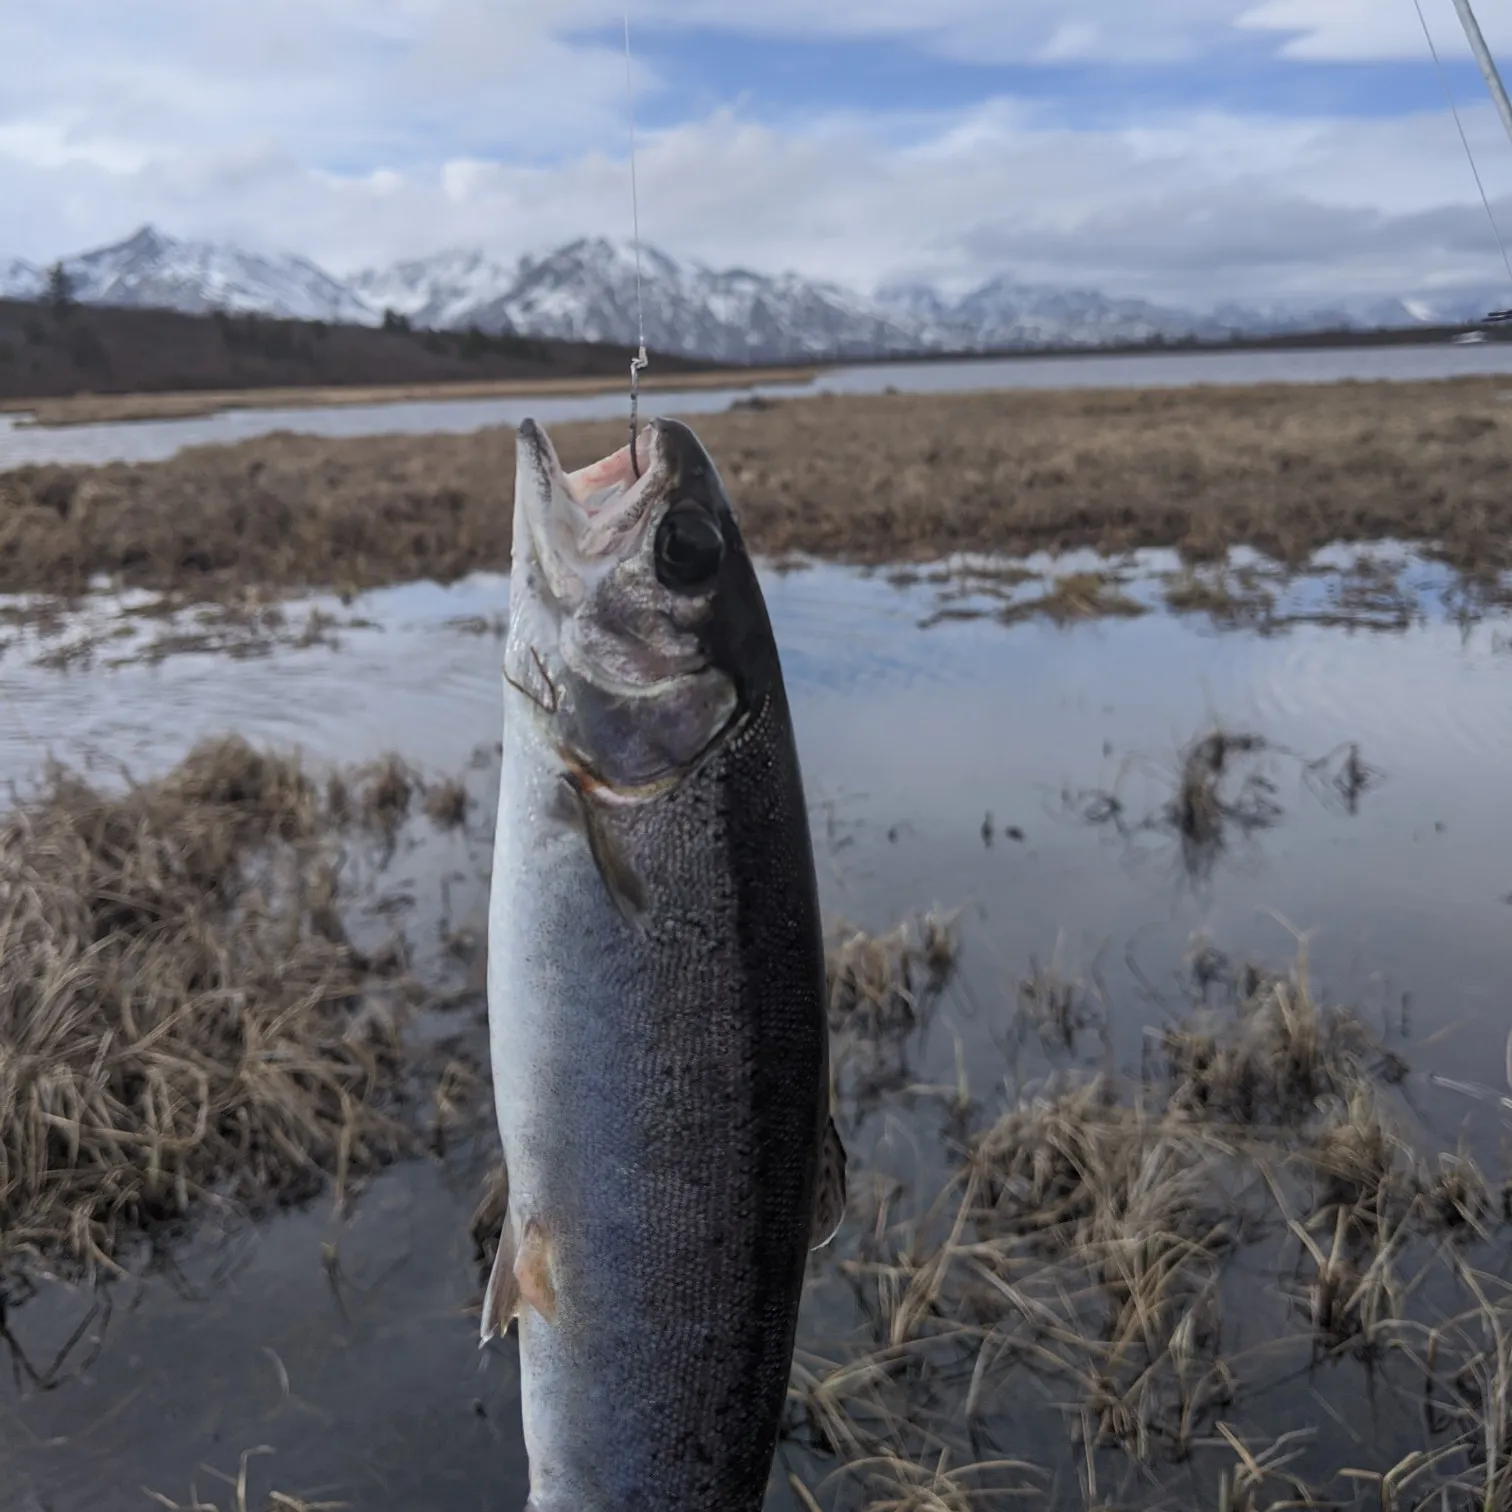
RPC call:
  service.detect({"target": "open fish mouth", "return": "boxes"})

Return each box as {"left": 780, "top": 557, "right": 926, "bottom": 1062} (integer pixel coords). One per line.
{"left": 504, "top": 415, "right": 746, "bottom": 793}
{"left": 514, "top": 418, "right": 673, "bottom": 608}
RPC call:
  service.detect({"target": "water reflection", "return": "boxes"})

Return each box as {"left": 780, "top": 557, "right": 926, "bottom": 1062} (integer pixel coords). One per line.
{"left": 3, "top": 553, "right": 1512, "bottom": 1508}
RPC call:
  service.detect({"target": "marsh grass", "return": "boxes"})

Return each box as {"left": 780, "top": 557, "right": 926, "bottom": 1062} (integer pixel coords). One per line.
{"left": 0, "top": 735, "right": 466, "bottom": 1276}
{"left": 1162, "top": 567, "right": 1277, "bottom": 629}
{"left": 9, "top": 379, "right": 1512, "bottom": 603}
{"left": 783, "top": 930, "right": 1512, "bottom": 1512}
{"left": 147, "top": 1447, "right": 344, "bottom": 1512}
{"left": 1074, "top": 724, "right": 1369, "bottom": 883}
{"left": 827, "top": 912, "right": 960, "bottom": 1038}
{"left": 3, "top": 594, "right": 379, "bottom": 670}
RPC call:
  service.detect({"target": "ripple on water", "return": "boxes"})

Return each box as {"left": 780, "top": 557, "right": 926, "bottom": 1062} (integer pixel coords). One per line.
{"left": 6, "top": 554, "right": 1512, "bottom": 1510}
{"left": 1245, "top": 617, "right": 1512, "bottom": 767}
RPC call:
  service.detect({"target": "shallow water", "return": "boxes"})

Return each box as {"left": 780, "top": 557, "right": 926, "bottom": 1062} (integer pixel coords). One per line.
{"left": 6, "top": 340, "right": 1512, "bottom": 467}
{"left": 3, "top": 552, "right": 1512, "bottom": 1508}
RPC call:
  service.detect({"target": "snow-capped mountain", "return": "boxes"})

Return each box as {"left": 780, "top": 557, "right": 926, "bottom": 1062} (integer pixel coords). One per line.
{"left": 52, "top": 226, "right": 377, "bottom": 324}
{"left": 0, "top": 258, "right": 44, "bottom": 300}
{"left": 453, "top": 238, "right": 923, "bottom": 363}
{"left": 349, "top": 248, "right": 518, "bottom": 330}
{"left": 5, "top": 223, "right": 1502, "bottom": 361}
{"left": 898, "top": 275, "right": 1233, "bottom": 349}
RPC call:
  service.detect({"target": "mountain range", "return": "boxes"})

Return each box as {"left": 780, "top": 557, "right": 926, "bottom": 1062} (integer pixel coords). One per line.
{"left": 0, "top": 224, "right": 1498, "bottom": 365}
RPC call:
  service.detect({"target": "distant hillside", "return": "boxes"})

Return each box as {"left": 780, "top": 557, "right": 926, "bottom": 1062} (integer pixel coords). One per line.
{"left": 0, "top": 297, "right": 717, "bottom": 403}
{"left": 10, "top": 224, "right": 1506, "bottom": 369}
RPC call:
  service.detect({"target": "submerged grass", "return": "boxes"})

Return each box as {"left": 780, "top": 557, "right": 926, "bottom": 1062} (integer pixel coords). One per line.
{"left": 781, "top": 926, "right": 1512, "bottom": 1511}
{"left": 1002, "top": 570, "right": 1147, "bottom": 625}
{"left": 0, "top": 736, "right": 459, "bottom": 1276}
{"left": 147, "top": 1446, "right": 344, "bottom": 1512}
{"left": 7, "top": 379, "right": 1512, "bottom": 601}
{"left": 1070, "top": 719, "right": 1391, "bottom": 890}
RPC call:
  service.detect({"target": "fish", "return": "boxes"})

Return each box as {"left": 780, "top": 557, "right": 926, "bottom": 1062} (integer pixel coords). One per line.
{"left": 484, "top": 414, "right": 846, "bottom": 1512}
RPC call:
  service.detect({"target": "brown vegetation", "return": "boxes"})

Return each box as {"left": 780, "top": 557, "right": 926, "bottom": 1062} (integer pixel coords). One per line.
{"left": 0, "top": 736, "right": 477, "bottom": 1276}
{"left": 147, "top": 1446, "right": 340, "bottom": 1512}
{"left": 775, "top": 928, "right": 1512, "bottom": 1511}
{"left": 4, "top": 378, "right": 1512, "bottom": 602}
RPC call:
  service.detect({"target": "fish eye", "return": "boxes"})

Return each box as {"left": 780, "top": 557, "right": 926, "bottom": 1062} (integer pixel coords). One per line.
{"left": 654, "top": 504, "right": 724, "bottom": 590}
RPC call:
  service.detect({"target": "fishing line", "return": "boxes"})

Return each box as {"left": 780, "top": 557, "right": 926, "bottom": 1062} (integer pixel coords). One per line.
{"left": 623, "top": 7, "right": 649, "bottom": 477}
{"left": 1411, "top": 0, "right": 1512, "bottom": 295}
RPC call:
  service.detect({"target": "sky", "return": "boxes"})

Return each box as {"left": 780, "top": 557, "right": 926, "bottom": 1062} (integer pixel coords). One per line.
{"left": 4, "top": 0, "right": 1512, "bottom": 307}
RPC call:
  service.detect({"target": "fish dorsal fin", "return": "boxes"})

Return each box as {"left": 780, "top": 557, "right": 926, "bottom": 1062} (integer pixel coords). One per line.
{"left": 810, "top": 1116, "right": 847, "bottom": 1250}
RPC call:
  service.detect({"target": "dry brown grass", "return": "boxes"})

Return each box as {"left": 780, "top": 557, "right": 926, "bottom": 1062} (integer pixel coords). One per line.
{"left": 423, "top": 776, "right": 470, "bottom": 830}
{"left": 0, "top": 736, "right": 434, "bottom": 1276}
{"left": 6, "top": 378, "right": 1512, "bottom": 601}
{"left": 1162, "top": 566, "right": 1278, "bottom": 629}
{"left": 784, "top": 935, "right": 1512, "bottom": 1512}
{"left": 1073, "top": 724, "right": 1290, "bottom": 883}
{"left": 146, "top": 1446, "right": 345, "bottom": 1512}
{"left": 1001, "top": 571, "right": 1147, "bottom": 626}
{"left": 827, "top": 912, "right": 960, "bottom": 1038}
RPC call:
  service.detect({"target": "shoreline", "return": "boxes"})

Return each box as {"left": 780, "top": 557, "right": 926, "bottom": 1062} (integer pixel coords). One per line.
{"left": 5, "top": 324, "right": 1510, "bottom": 430}
{"left": 0, "top": 363, "right": 821, "bottom": 429}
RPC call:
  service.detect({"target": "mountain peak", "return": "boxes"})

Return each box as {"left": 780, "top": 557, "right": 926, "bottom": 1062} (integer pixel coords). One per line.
{"left": 119, "top": 223, "right": 173, "bottom": 256}
{"left": 4, "top": 226, "right": 1493, "bottom": 358}
{"left": 45, "top": 225, "right": 377, "bottom": 323}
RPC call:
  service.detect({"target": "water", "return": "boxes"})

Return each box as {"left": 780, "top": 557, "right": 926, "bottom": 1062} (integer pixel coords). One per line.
{"left": 7, "top": 340, "right": 1512, "bottom": 468}
{"left": 3, "top": 553, "right": 1512, "bottom": 1508}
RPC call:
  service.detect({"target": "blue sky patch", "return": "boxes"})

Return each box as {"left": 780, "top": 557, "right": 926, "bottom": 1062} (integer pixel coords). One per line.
{"left": 581, "top": 23, "right": 1493, "bottom": 133}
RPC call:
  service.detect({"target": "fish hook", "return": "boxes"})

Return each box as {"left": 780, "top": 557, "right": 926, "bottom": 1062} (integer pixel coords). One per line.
{"left": 629, "top": 343, "right": 647, "bottom": 479}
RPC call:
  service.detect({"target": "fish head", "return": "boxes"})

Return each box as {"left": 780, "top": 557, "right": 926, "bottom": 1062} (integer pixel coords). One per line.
{"left": 505, "top": 416, "right": 777, "bottom": 794}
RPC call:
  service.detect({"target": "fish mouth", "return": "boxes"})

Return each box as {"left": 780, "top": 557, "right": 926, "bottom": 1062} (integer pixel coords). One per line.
{"left": 513, "top": 418, "right": 670, "bottom": 606}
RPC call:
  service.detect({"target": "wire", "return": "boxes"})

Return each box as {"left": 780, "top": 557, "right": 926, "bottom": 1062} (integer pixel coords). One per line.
{"left": 1411, "top": 0, "right": 1512, "bottom": 295}
{"left": 623, "top": 8, "right": 649, "bottom": 476}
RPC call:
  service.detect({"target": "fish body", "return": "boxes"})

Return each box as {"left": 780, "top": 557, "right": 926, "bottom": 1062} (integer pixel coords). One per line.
{"left": 486, "top": 416, "right": 844, "bottom": 1512}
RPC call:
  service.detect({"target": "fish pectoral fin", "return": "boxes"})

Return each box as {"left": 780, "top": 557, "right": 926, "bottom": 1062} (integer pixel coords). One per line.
{"left": 810, "top": 1115, "right": 848, "bottom": 1250}
{"left": 515, "top": 1217, "right": 559, "bottom": 1323}
{"left": 557, "top": 773, "right": 648, "bottom": 926}
{"left": 481, "top": 1198, "right": 560, "bottom": 1338}
{"left": 481, "top": 1218, "right": 521, "bottom": 1344}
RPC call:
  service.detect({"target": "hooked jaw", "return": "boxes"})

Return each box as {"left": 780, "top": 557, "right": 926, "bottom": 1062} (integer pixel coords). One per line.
{"left": 512, "top": 419, "right": 665, "bottom": 606}
{"left": 505, "top": 418, "right": 672, "bottom": 723}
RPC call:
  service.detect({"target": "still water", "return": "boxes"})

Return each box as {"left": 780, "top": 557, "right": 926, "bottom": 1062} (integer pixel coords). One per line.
{"left": 5, "top": 341, "right": 1512, "bottom": 468}
{"left": 2, "top": 552, "right": 1512, "bottom": 1509}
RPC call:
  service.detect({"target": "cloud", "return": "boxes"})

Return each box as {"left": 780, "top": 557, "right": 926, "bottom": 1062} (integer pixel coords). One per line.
{"left": 3, "top": 0, "right": 1512, "bottom": 307}
{"left": 1236, "top": 0, "right": 1512, "bottom": 63}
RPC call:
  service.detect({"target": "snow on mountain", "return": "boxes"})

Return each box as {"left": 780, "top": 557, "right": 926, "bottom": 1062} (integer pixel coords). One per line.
{"left": 4, "top": 223, "right": 1501, "bottom": 359}
{"left": 452, "top": 237, "right": 922, "bottom": 363}
{"left": 349, "top": 248, "right": 520, "bottom": 330}
{"left": 0, "top": 258, "right": 44, "bottom": 301}
{"left": 916, "top": 277, "right": 1230, "bottom": 349}
{"left": 56, "top": 225, "right": 378, "bottom": 324}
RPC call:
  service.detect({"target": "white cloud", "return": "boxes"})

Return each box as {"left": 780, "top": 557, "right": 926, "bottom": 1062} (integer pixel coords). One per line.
{"left": 1237, "top": 0, "right": 1512, "bottom": 62}
{"left": 3, "top": 0, "right": 1512, "bottom": 307}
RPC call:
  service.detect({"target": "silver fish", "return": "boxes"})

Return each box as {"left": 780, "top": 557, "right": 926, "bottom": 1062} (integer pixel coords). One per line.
{"left": 484, "top": 415, "right": 846, "bottom": 1512}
